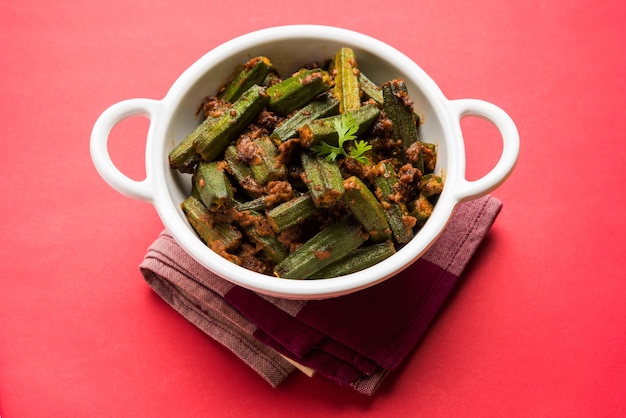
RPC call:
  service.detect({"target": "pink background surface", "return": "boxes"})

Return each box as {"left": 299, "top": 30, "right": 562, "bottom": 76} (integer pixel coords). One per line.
{"left": 2, "top": 0, "right": 625, "bottom": 416}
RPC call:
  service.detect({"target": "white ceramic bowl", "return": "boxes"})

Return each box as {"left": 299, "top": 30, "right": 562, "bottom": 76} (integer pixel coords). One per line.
{"left": 90, "top": 25, "right": 519, "bottom": 300}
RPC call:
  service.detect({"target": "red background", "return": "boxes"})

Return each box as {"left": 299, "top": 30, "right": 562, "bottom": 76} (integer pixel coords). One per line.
{"left": 2, "top": 0, "right": 625, "bottom": 416}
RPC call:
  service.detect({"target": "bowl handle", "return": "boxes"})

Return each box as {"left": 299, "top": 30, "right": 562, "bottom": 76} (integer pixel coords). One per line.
{"left": 90, "top": 98, "right": 163, "bottom": 202}
{"left": 448, "top": 99, "right": 520, "bottom": 202}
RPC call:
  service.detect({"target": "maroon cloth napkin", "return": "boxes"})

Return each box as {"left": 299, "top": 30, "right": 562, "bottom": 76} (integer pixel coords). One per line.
{"left": 139, "top": 195, "right": 502, "bottom": 395}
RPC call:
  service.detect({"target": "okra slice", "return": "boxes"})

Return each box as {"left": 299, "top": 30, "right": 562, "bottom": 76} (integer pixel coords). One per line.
{"left": 298, "top": 103, "right": 380, "bottom": 148}
{"left": 267, "top": 68, "right": 333, "bottom": 116}
{"left": 235, "top": 196, "right": 267, "bottom": 212}
{"left": 168, "top": 134, "right": 201, "bottom": 174}
{"left": 374, "top": 162, "right": 415, "bottom": 244}
{"left": 262, "top": 71, "right": 282, "bottom": 87}
{"left": 419, "top": 173, "right": 444, "bottom": 198}
{"left": 223, "top": 144, "right": 265, "bottom": 198}
{"left": 255, "top": 234, "right": 289, "bottom": 264}
{"left": 342, "top": 176, "right": 392, "bottom": 242}
{"left": 266, "top": 193, "right": 317, "bottom": 232}
{"left": 193, "top": 84, "right": 268, "bottom": 162}
{"left": 238, "top": 210, "right": 288, "bottom": 264}
{"left": 382, "top": 79, "right": 423, "bottom": 171}
{"left": 169, "top": 101, "right": 234, "bottom": 173}
{"left": 223, "top": 145, "right": 251, "bottom": 183}
{"left": 358, "top": 72, "right": 384, "bottom": 106}
{"left": 218, "top": 56, "right": 273, "bottom": 103}
{"left": 332, "top": 47, "right": 361, "bottom": 114}
{"left": 190, "top": 179, "right": 202, "bottom": 200}
{"left": 274, "top": 218, "right": 367, "bottom": 279}
{"left": 181, "top": 195, "right": 242, "bottom": 253}
{"left": 269, "top": 94, "right": 339, "bottom": 144}
{"left": 249, "top": 136, "right": 287, "bottom": 185}
{"left": 411, "top": 194, "right": 434, "bottom": 226}
{"left": 300, "top": 152, "right": 345, "bottom": 208}
{"left": 311, "top": 241, "right": 396, "bottom": 278}
{"left": 411, "top": 142, "right": 437, "bottom": 174}
{"left": 194, "top": 161, "right": 235, "bottom": 212}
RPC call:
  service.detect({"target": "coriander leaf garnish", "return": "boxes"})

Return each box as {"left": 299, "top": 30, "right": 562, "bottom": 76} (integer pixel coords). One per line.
{"left": 350, "top": 139, "right": 373, "bottom": 164}
{"left": 312, "top": 140, "right": 343, "bottom": 161}
{"left": 311, "top": 112, "right": 372, "bottom": 164}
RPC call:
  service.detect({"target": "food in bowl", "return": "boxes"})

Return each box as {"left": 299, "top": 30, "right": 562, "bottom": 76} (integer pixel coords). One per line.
{"left": 168, "top": 48, "right": 444, "bottom": 279}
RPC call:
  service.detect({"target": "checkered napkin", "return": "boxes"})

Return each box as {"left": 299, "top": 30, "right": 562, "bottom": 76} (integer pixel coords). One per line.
{"left": 139, "top": 195, "right": 502, "bottom": 395}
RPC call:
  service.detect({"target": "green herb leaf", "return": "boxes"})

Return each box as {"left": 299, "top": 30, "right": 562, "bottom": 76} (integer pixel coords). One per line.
{"left": 334, "top": 113, "right": 358, "bottom": 148}
{"left": 313, "top": 112, "right": 370, "bottom": 165}
{"left": 349, "top": 140, "right": 373, "bottom": 164}
{"left": 312, "top": 141, "right": 342, "bottom": 162}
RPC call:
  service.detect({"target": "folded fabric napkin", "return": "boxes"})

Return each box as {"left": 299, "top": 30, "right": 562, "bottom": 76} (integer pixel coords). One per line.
{"left": 139, "top": 195, "right": 502, "bottom": 395}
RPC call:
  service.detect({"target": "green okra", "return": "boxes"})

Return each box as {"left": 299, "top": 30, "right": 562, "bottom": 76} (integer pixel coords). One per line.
{"left": 358, "top": 72, "right": 384, "bottom": 106}
{"left": 238, "top": 210, "right": 288, "bottom": 264}
{"left": 274, "top": 218, "right": 367, "bottom": 279}
{"left": 419, "top": 173, "right": 444, "bottom": 198}
{"left": 297, "top": 103, "right": 380, "bottom": 149}
{"left": 218, "top": 56, "right": 273, "bottom": 103}
{"left": 267, "top": 68, "right": 333, "bottom": 116}
{"left": 266, "top": 193, "right": 317, "bottom": 232}
{"left": 311, "top": 241, "right": 396, "bottom": 278}
{"left": 411, "top": 193, "right": 434, "bottom": 226}
{"left": 300, "top": 152, "right": 345, "bottom": 208}
{"left": 332, "top": 47, "right": 361, "bottom": 114}
{"left": 342, "top": 175, "right": 392, "bottom": 242}
{"left": 168, "top": 134, "right": 202, "bottom": 174}
{"left": 223, "top": 144, "right": 265, "bottom": 198}
{"left": 420, "top": 142, "right": 438, "bottom": 174}
{"left": 249, "top": 136, "right": 287, "bottom": 185}
{"left": 181, "top": 195, "right": 242, "bottom": 252}
{"left": 262, "top": 71, "right": 282, "bottom": 87}
{"left": 223, "top": 145, "right": 251, "bottom": 183}
{"left": 382, "top": 79, "right": 423, "bottom": 171}
{"left": 375, "top": 162, "right": 414, "bottom": 244}
{"left": 269, "top": 94, "right": 339, "bottom": 144}
{"left": 235, "top": 196, "right": 267, "bottom": 212}
{"left": 194, "top": 161, "right": 235, "bottom": 211}
{"left": 193, "top": 84, "right": 268, "bottom": 162}
{"left": 256, "top": 234, "right": 289, "bottom": 264}
{"left": 169, "top": 99, "right": 231, "bottom": 174}
{"left": 190, "top": 178, "right": 202, "bottom": 200}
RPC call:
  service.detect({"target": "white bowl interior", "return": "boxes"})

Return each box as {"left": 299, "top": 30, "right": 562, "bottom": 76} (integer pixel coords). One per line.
{"left": 153, "top": 26, "right": 459, "bottom": 299}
